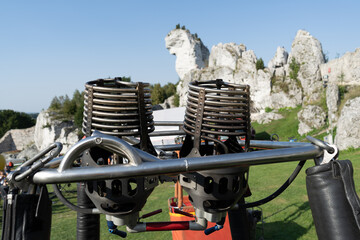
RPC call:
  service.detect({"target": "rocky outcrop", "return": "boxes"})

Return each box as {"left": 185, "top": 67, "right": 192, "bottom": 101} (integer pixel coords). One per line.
{"left": 268, "top": 47, "right": 288, "bottom": 70}
{"left": 34, "top": 111, "right": 79, "bottom": 154}
{"left": 159, "top": 95, "right": 177, "bottom": 109}
{"left": 209, "top": 43, "right": 246, "bottom": 70}
{"left": 297, "top": 105, "right": 326, "bottom": 135}
{"left": 320, "top": 48, "right": 360, "bottom": 85}
{"left": 168, "top": 29, "right": 309, "bottom": 116}
{"left": 165, "top": 29, "right": 209, "bottom": 80}
{"left": 251, "top": 112, "right": 284, "bottom": 124}
{"left": 326, "top": 83, "right": 340, "bottom": 128}
{"left": 17, "top": 143, "right": 39, "bottom": 160}
{"left": 288, "top": 30, "right": 325, "bottom": 103}
{"left": 335, "top": 97, "right": 360, "bottom": 150}
{"left": 0, "top": 127, "right": 35, "bottom": 153}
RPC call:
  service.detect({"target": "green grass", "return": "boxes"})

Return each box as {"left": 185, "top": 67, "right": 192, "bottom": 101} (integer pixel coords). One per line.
{"left": 252, "top": 106, "right": 303, "bottom": 141}
{"left": 1, "top": 148, "right": 360, "bottom": 240}
{"left": 252, "top": 105, "right": 329, "bottom": 142}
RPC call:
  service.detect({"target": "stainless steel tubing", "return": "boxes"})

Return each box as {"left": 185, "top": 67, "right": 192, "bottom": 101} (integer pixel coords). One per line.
{"left": 33, "top": 140, "right": 322, "bottom": 184}
{"left": 239, "top": 140, "right": 314, "bottom": 149}
{"left": 154, "top": 121, "right": 183, "bottom": 126}
{"left": 149, "top": 130, "right": 185, "bottom": 137}
{"left": 58, "top": 131, "right": 142, "bottom": 172}
{"left": 154, "top": 140, "right": 314, "bottom": 152}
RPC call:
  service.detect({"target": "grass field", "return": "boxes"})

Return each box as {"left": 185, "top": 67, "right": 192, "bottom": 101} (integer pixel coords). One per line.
{"left": 45, "top": 147, "right": 360, "bottom": 240}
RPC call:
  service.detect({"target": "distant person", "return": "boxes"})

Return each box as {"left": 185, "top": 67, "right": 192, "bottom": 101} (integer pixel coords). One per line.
{"left": 5, "top": 161, "right": 13, "bottom": 174}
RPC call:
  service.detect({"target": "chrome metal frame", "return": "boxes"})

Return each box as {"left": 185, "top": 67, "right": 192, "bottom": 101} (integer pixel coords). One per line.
{"left": 32, "top": 132, "right": 323, "bottom": 185}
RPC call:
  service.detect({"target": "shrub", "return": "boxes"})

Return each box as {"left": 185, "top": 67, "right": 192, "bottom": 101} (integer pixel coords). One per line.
{"left": 289, "top": 57, "right": 300, "bottom": 81}
{"left": 256, "top": 58, "right": 265, "bottom": 70}
{"left": 265, "top": 107, "right": 273, "bottom": 113}
{"left": 173, "top": 93, "right": 180, "bottom": 107}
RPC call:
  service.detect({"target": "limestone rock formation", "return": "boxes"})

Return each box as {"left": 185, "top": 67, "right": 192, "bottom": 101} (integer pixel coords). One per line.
{"left": 34, "top": 110, "right": 79, "bottom": 154}
{"left": 326, "top": 83, "right": 340, "bottom": 128}
{"left": 165, "top": 29, "right": 209, "bottom": 80}
{"left": 268, "top": 46, "right": 288, "bottom": 70}
{"left": 288, "top": 30, "right": 325, "bottom": 103}
{"left": 0, "top": 126, "right": 35, "bottom": 153}
{"left": 335, "top": 97, "right": 360, "bottom": 150}
{"left": 297, "top": 105, "right": 326, "bottom": 135}
{"left": 320, "top": 48, "right": 360, "bottom": 85}
{"left": 159, "top": 95, "right": 177, "bottom": 109}
{"left": 251, "top": 112, "right": 284, "bottom": 124}
{"left": 209, "top": 43, "right": 246, "bottom": 70}
{"left": 168, "top": 29, "right": 307, "bottom": 116}
{"left": 17, "top": 143, "right": 39, "bottom": 160}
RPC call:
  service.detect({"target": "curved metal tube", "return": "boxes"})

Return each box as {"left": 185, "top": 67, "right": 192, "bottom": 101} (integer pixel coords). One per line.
{"left": 33, "top": 141, "right": 322, "bottom": 184}
{"left": 58, "top": 131, "right": 142, "bottom": 172}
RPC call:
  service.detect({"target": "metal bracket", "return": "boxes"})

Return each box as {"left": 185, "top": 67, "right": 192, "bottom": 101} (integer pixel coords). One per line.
{"left": 307, "top": 136, "right": 339, "bottom": 165}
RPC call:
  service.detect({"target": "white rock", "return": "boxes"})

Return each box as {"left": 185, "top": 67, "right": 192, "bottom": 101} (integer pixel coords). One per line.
{"left": 34, "top": 110, "right": 79, "bottom": 154}
{"left": 209, "top": 43, "right": 245, "bottom": 70}
{"left": 0, "top": 126, "right": 35, "bottom": 152}
{"left": 297, "top": 105, "right": 326, "bottom": 135}
{"left": 251, "top": 112, "right": 284, "bottom": 124}
{"left": 335, "top": 97, "right": 360, "bottom": 150}
{"left": 268, "top": 46, "right": 288, "bottom": 69}
{"left": 288, "top": 30, "right": 325, "bottom": 102}
{"left": 165, "top": 29, "right": 209, "bottom": 80}
{"left": 326, "top": 83, "right": 340, "bottom": 127}
{"left": 159, "top": 95, "right": 177, "bottom": 109}
{"left": 320, "top": 48, "right": 360, "bottom": 85}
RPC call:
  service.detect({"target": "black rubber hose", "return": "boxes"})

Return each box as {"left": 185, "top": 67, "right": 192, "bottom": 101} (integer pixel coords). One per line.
{"left": 238, "top": 160, "right": 306, "bottom": 208}
{"left": 76, "top": 182, "right": 100, "bottom": 240}
{"left": 52, "top": 184, "right": 98, "bottom": 214}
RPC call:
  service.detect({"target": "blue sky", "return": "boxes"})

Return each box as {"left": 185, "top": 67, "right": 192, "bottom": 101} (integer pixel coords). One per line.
{"left": 1, "top": 0, "right": 359, "bottom": 113}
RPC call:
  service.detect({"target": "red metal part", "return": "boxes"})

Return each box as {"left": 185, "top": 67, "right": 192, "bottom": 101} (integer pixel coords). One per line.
{"left": 140, "top": 209, "right": 162, "bottom": 219}
{"left": 173, "top": 209, "right": 194, "bottom": 218}
{"left": 146, "top": 221, "right": 190, "bottom": 231}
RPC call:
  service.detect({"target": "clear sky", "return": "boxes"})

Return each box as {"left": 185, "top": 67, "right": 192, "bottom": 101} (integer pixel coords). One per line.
{"left": 1, "top": 0, "right": 359, "bottom": 113}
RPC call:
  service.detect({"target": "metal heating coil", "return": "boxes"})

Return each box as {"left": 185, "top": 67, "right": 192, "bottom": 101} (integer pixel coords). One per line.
{"left": 82, "top": 78, "right": 154, "bottom": 137}
{"left": 183, "top": 79, "right": 251, "bottom": 153}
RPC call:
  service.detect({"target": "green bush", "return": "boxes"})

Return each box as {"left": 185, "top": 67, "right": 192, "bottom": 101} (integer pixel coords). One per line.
{"left": 265, "top": 107, "right": 273, "bottom": 113}
{"left": 289, "top": 57, "right": 300, "bottom": 81}
{"left": 173, "top": 93, "right": 180, "bottom": 107}
{"left": 256, "top": 58, "right": 265, "bottom": 70}
{"left": 150, "top": 82, "right": 177, "bottom": 105}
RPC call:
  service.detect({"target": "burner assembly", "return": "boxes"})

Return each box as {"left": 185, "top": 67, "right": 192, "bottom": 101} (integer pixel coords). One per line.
{"left": 179, "top": 79, "right": 252, "bottom": 223}
{"left": 81, "top": 78, "right": 158, "bottom": 227}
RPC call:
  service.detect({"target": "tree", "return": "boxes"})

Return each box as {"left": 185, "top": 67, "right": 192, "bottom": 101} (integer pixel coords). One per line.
{"left": 176, "top": 24, "right": 180, "bottom": 29}
{"left": 163, "top": 82, "right": 176, "bottom": 99}
{"left": 151, "top": 84, "right": 166, "bottom": 105}
{"left": 121, "top": 76, "right": 131, "bottom": 82}
{"left": 0, "top": 110, "right": 35, "bottom": 138}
